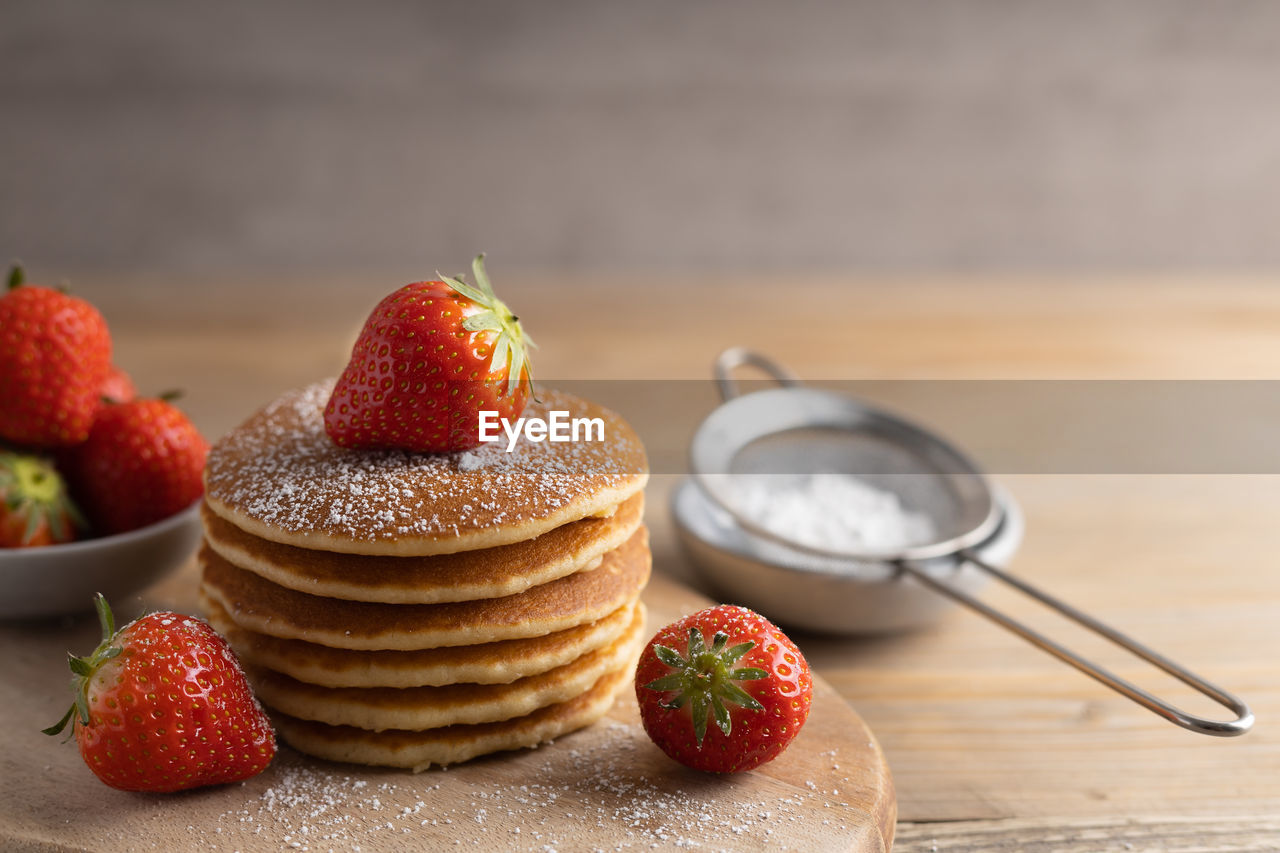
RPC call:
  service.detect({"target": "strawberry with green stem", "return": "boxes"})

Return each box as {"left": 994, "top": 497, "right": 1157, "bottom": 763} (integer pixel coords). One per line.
{"left": 62, "top": 395, "right": 208, "bottom": 535}
{"left": 646, "top": 626, "right": 768, "bottom": 745}
{"left": 636, "top": 605, "right": 813, "bottom": 773}
{"left": 0, "top": 265, "right": 112, "bottom": 447}
{"left": 0, "top": 449, "right": 83, "bottom": 546}
{"left": 44, "top": 594, "right": 275, "bottom": 793}
{"left": 324, "top": 254, "right": 535, "bottom": 453}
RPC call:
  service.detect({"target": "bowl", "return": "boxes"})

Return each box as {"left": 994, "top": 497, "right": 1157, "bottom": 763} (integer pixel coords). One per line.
{"left": 0, "top": 501, "right": 203, "bottom": 619}
{"left": 672, "top": 478, "right": 1024, "bottom": 634}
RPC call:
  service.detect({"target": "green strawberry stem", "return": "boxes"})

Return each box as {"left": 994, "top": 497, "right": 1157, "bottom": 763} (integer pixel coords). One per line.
{"left": 0, "top": 451, "right": 85, "bottom": 543}
{"left": 440, "top": 254, "right": 535, "bottom": 398}
{"left": 43, "top": 594, "right": 123, "bottom": 738}
{"left": 642, "top": 627, "right": 767, "bottom": 746}
{"left": 7, "top": 264, "right": 23, "bottom": 291}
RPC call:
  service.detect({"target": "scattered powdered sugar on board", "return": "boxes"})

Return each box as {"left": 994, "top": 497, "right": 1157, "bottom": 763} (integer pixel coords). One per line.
{"left": 190, "top": 726, "right": 860, "bottom": 852}
{"left": 203, "top": 381, "right": 647, "bottom": 542}
{"left": 500, "top": 722, "right": 858, "bottom": 850}
{"left": 731, "top": 473, "right": 936, "bottom": 553}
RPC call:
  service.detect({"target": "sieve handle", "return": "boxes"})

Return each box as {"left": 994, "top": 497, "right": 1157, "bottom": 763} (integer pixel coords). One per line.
{"left": 714, "top": 348, "right": 801, "bottom": 402}
{"left": 894, "top": 553, "right": 1254, "bottom": 736}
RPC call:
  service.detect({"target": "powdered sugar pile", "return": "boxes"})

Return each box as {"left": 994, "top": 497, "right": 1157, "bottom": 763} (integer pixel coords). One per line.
{"left": 732, "top": 473, "right": 936, "bottom": 553}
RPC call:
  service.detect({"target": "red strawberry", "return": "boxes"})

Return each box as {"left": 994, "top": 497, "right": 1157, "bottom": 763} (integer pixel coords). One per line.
{"left": 64, "top": 397, "right": 209, "bottom": 534}
{"left": 635, "top": 605, "right": 813, "bottom": 773}
{"left": 99, "top": 364, "right": 137, "bottom": 405}
{"left": 0, "top": 449, "right": 84, "bottom": 547}
{"left": 0, "top": 265, "right": 112, "bottom": 447}
{"left": 44, "top": 594, "right": 275, "bottom": 792}
{"left": 324, "top": 254, "right": 533, "bottom": 453}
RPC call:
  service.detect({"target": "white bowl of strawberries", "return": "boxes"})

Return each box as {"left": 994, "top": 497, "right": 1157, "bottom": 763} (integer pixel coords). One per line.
{"left": 0, "top": 266, "right": 207, "bottom": 619}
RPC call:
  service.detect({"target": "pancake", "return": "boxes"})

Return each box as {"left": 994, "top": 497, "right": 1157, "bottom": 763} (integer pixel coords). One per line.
{"left": 202, "top": 595, "right": 638, "bottom": 688}
{"left": 200, "top": 492, "right": 644, "bottom": 604}
{"left": 247, "top": 603, "right": 645, "bottom": 731}
{"left": 203, "top": 382, "right": 649, "bottom": 556}
{"left": 271, "top": 663, "right": 634, "bottom": 771}
{"left": 199, "top": 527, "right": 650, "bottom": 650}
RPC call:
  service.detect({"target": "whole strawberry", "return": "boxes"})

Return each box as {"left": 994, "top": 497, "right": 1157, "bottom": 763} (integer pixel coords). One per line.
{"left": 45, "top": 595, "right": 275, "bottom": 792}
{"left": 636, "top": 605, "right": 813, "bottom": 773}
{"left": 324, "top": 254, "right": 533, "bottom": 453}
{"left": 64, "top": 397, "right": 209, "bottom": 535}
{"left": 0, "top": 449, "right": 83, "bottom": 547}
{"left": 0, "top": 265, "right": 112, "bottom": 447}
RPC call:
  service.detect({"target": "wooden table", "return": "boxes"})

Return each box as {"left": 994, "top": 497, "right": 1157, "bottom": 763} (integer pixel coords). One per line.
{"left": 13, "top": 273, "right": 1280, "bottom": 850}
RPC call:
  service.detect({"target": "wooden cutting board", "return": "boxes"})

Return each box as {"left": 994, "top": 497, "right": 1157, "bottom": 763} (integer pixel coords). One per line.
{"left": 0, "top": 566, "right": 895, "bottom": 852}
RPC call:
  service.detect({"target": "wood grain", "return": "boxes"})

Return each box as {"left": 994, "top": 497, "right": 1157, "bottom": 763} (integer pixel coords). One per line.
{"left": 894, "top": 816, "right": 1280, "bottom": 853}
{"left": 4, "top": 274, "right": 1279, "bottom": 849}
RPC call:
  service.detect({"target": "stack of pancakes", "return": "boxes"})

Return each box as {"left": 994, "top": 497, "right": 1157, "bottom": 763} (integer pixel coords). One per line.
{"left": 198, "top": 382, "right": 649, "bottom": 771}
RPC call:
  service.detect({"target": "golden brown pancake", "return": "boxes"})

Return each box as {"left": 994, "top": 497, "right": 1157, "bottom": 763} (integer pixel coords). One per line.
{"left": 200, "top": 492, "right": 643, "bottom": 604}
{"left": 271, "top": 663, "right": 634, "bottom": 771}
{"left": 202, "top": 595, "right": 639, "bottom": 688}
{"left": 203, "top": 382, "right": 649, "bottom": 556}
{"left": 246, "top": 603, "right": 645, "bottom": 731}
{"left": 199, "top": 527, "right": 650, "bottom": 650}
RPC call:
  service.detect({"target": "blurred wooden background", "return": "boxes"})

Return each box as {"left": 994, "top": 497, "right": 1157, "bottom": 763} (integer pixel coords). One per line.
{"left": 5, "top": 0, "right": 1280, "bottom": 278}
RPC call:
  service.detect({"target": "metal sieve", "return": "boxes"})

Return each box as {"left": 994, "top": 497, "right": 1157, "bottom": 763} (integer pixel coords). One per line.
{"left": 688, "top": 347, "right": 1253, "bottom": 737}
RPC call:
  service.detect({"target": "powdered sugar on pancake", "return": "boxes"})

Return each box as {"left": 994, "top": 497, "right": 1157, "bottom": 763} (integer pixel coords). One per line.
{"left": 204, "top": 381, "right": 648, "bottom": 549}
